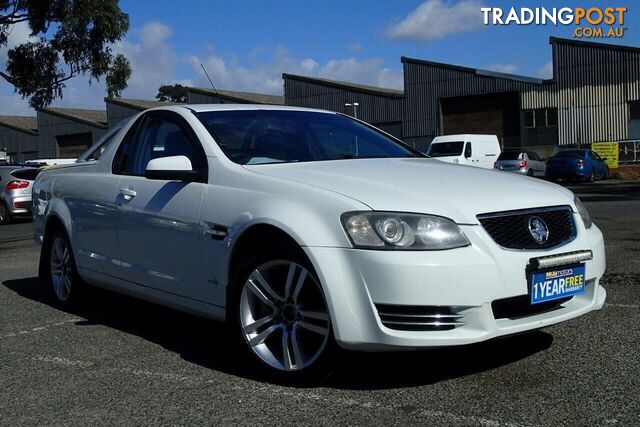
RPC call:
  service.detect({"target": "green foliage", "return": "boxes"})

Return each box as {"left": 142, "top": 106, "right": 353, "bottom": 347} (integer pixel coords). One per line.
{"left": 156, "top": 84, "right": 188, "bottom": 103}
{"left": 0, "top": 0, "right": 131, "bottom": 108}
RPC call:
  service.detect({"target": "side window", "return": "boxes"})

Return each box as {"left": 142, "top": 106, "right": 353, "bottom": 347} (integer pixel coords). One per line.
{"left": 464, "top": 142, "right": 472, "bottom": 158}
{"left": 113, "top": 114, "right": 204, "bottom": 178}
{"left": 130, "top": 118, "right": 195, "bottom": 175}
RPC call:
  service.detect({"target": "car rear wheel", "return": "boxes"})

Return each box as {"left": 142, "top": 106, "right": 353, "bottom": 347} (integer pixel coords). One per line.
{"left": 526, "top": 169, "right": 534, "bottom": 177}
{"left": 46, "top": 229, "right": 82, "bottom": 306}
{"left": 233, "top": 250, "right": 335, "bottom": 380}
{"left": 0, "top": 203, "right": 10, "bottom": 225}
{"left": 588, "top": 169, "right": 596, "bottom": 182}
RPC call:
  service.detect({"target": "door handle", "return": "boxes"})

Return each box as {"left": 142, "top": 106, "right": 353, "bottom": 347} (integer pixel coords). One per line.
{"left": 119, "top": 188, "right": 137, "bottom": 200}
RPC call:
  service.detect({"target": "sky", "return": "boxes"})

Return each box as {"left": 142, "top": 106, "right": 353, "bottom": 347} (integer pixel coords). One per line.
{"left": 1, "top": 0, "right": 638, "bottom": 115}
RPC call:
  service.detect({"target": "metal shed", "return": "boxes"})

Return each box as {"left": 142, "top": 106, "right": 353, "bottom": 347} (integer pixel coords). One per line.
{"left": 105, "top": 98, "right": 177, "bottom": 128}
{"left": 0, "top": 116, "right": 39, "bottom": 162}
{"left": 402, "top": 37, "right": 640, "bottom": 154}
{"left": 37, "top": 108, "right": 108, "bottom": 159}
{"left": 187, "top": 87, "right": 285, "bottom": 105}
{"left": 283, "top": 73, "right": 405, "bottom": 138}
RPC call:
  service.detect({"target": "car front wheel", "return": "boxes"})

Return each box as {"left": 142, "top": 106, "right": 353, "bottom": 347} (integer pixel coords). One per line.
{"left": 234, "top": 254, "right": 334, "bottom": 379}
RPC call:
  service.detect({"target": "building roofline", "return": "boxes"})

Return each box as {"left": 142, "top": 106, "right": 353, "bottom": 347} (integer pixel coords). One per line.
{"left": 0, "top": 117, "right": 39, "bottom": 136}
{"left": 187, "top": 87, "right": 285, "bottom": 105}
{"left": 401, "top": 56, "right": 553, "bottom": 85}
{"left": 104, "top": 97, "right": 177, "bottom": 111}
{"left": 38, "top": 108, "right": 108, "bottom": 129}
{"left": 549, "top": 36, "right": 640, "bottom": 53}
{"left": 282, "top": 73, "right": 405, "bottom": 98}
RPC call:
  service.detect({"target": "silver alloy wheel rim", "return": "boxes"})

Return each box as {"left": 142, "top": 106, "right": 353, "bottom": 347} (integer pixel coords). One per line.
{"left": 50, "top": 237, "right": 72, "bottom": 302}
{"left": 0, "top": 204, "right": 6, "bottom": 222}
{"left": 239, "top": 260, "right": 331, "bottom": 372}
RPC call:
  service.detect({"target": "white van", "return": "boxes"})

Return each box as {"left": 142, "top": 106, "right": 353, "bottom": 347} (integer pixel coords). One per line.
{"left": 426, "top": 134, "right": 501, "bottom": 169}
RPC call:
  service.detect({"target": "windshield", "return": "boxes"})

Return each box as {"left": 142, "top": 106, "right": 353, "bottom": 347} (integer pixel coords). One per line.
{"left": 427, "top": 141, "right": 464, "bottom": 157}
{"left": 195, "top": 110, "right": 421, "bottom": 165}
{"left": 497, "top": 151, "right": 523, "bottom": 161}
{"left": 554, "top": 150, "right": 586, "bottom": 158}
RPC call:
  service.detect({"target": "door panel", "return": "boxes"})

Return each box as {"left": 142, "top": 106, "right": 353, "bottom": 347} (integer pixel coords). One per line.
{"left": 67, "top": 169, "right": 122, "bottom": 276}
{"left": 116, "top": 176, "right": 205, "bottom": 297}
{"left": 112, "top": 111, "right": 211, "bottom": 302}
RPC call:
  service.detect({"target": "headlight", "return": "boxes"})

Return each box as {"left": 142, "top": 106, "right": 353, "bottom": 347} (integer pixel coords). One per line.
{"left": 574, "top": 196, "right": 592, "bottom": 229}
{"left": 341, "top": 212, "right": 470, "bottom": 250}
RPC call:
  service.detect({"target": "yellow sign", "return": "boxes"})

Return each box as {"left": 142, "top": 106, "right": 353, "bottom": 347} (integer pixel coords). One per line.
{"left": 592, "top": 142, "right": 619, "bottom": 169}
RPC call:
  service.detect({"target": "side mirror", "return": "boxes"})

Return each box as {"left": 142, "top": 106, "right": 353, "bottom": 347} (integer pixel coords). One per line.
{"left": 145, "top": 155, "right": 198, "bottom": 181}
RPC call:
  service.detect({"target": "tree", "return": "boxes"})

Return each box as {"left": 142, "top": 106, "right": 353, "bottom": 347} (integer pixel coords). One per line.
{"left": 156, "top": 84, "right": 188, "bottom": 103}
{"left": 0, "top": 0, "right": 132, "bottom": 108}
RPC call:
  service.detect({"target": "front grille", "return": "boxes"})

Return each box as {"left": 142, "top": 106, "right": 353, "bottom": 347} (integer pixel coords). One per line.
{"left": 477, "top": 206, "right": 575, "bottom": 250}
{"left": 375, "top": 304, "right": 465, "bottom": 331}
{"left": 492, "top": 295, "right": 571, "bottom": 320}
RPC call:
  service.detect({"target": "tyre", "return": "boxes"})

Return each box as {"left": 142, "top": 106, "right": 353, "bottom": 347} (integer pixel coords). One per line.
{"left": 230, "top": 245, "right": 336, "bottom": 381}
{"left": 588, "top": 169, "right": 595, "bottom": 183}
{"left": 526, "top": 169, "right": 534, "bottom": 177}
{"left": 0, "top": 203, "right": 10, "bottom": 225}
{"left": 44, "top": 228, "right": 83, "bottom": 307}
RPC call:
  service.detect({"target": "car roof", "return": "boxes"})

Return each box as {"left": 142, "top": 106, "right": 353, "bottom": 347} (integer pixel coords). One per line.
{"left": 149, "top": 103, "right": 336, "bottom": 115}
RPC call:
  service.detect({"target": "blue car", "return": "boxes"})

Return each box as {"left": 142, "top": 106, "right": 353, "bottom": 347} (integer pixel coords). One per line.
{"left": 545, "top": 149, "right": 609, "bottom": 182}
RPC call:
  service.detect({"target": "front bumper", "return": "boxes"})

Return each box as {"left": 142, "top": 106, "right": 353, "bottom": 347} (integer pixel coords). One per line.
{"left": 305, "top": 220, "right": 606, "bottom": 351}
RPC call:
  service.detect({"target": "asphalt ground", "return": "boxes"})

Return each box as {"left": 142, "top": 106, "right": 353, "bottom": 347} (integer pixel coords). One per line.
{"left": 1, "top": 180, "right": 639, "bottom": 426}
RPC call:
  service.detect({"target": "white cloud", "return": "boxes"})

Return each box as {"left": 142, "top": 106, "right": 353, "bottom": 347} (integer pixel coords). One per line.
{"left": 387, "top": 0, "right": 485, "bottom": 42}
{"left": 486, "top": 64, "right": 518, "bottom": 74}
{"left": 0, "top": 22, "right": 39, "bottom": 114}
{"left": 537, "top": 61, "right": 553, "bottom": 79}
{"left": 189, "top": 48, "right": 403, "bottom": 94}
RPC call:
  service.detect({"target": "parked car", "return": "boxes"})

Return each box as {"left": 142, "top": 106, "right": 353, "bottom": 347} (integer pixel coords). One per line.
{"left": 33, "top": 105, "right": 606, "bottom": 379}
{"left": 426, "top": 134, "right": 501, "bottom": 169}
{"left": 0, "top": 166, "right": 41, "bottom": 224}
{"left": 545, "top": 149, "right": 609, "bottom": 182}
{"left": 494, "top": 151, "right": 546, "bottom": 177}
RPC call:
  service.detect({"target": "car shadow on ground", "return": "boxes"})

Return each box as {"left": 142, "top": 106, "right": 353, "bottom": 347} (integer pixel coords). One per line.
{"left": 3, "top": 276, "right": 553, "bottom": 390}
{"left": 564, "top": 181, "right": 640, "bottom": 203}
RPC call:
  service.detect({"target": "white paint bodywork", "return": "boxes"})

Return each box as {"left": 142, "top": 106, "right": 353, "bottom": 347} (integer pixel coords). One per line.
{"left": 32, "top": 105, "right": 606, "bottom": 350}
{"left": 428, "top": 134, "right": 501, "bottom": 169}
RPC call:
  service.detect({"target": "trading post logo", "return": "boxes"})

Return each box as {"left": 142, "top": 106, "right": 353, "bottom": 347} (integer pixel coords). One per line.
{"left": 481, "top": 7, "right": 628, "bottom": 39}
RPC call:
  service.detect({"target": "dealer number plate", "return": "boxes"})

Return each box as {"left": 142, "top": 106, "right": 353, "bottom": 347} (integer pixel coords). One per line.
{"left": 530, "top": 264, "right": 586, "bottom": 304}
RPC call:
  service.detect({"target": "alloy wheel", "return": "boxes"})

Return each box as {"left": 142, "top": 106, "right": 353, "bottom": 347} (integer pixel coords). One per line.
{"left": 239, "top": 260, "right": 331, "bottom": 372}
{"left": 0, "top": 204, "right": 8, "bottom": 224}
{"left": 50, "top": 237, "right": 73, "bottom": 302}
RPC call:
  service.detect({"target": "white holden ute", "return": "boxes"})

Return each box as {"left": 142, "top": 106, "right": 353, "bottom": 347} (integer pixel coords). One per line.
{"left": 32, "top": 105, "right": 606, "bottom": 379}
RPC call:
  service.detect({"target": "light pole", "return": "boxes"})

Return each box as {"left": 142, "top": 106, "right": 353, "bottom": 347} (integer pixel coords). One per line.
{"left": 345, "top": 102, "right": 360, "bottom": 156}
{"left": 345, "top": 102, "right": 359, "bottom": 119}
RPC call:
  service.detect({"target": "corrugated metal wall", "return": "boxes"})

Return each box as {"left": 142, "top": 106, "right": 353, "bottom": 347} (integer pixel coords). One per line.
{"left": 404, "top": 40, "right": 640, "bottom": 146}
{"left": 403, "top": 60, "right": 557, "bottom": 141}
{"left": 284, "top": 78, "right": 405, "bottom": 129}
{"left": 555, "top": 42, "right": 640, "bottom": 145}
{"left": 0, "top": 128, "right": 38, "bottom": 162}
{"left": 37, "top": 112, "right": 108, "bottom": 158}
{"left": 106, "top": 103, "right": 141, "bottom": 128}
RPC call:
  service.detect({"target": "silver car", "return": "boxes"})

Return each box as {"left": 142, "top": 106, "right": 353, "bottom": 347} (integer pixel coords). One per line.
{"left": 494, "top": 151, "right": 546, "bottom": 177}
{"left": 0, "top": 166, "right": 40, "bottom": 224}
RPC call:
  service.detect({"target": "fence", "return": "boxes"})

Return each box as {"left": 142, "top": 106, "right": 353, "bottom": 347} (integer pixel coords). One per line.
{"left": 618, "top": 140, "right": 640, "bottom": 165}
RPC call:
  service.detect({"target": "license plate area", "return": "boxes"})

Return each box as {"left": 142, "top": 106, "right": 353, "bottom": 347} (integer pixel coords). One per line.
{"left": 530, "top": 264, "right": 586, "bottom": 305}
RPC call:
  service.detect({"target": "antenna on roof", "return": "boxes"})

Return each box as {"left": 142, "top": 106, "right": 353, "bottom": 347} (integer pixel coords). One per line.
{"left": 200, "top": 63, "right": 223, "bottom": 104}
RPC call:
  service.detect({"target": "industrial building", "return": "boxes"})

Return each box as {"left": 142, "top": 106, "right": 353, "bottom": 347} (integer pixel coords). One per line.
{"left": 0, "top": 116, "right": 39, "bottom": 162}
{"left": 2, "top": 37, "right": 638, "bottom": 161}
{"left": 105, "top": 98, "right": 176, "bottom": 128}
{"left": 285, "top": 37, "right": 640, "bottom": 155}
{"left": 187, "top": 87, "right": 284, "bottom": 105}
{"left": 283, "top": 74, "right": 405, "bottom": 138}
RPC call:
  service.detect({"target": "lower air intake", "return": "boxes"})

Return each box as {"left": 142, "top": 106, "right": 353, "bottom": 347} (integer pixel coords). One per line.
{"left": 375, "top": 304, "right": 466, "bottom": 331}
